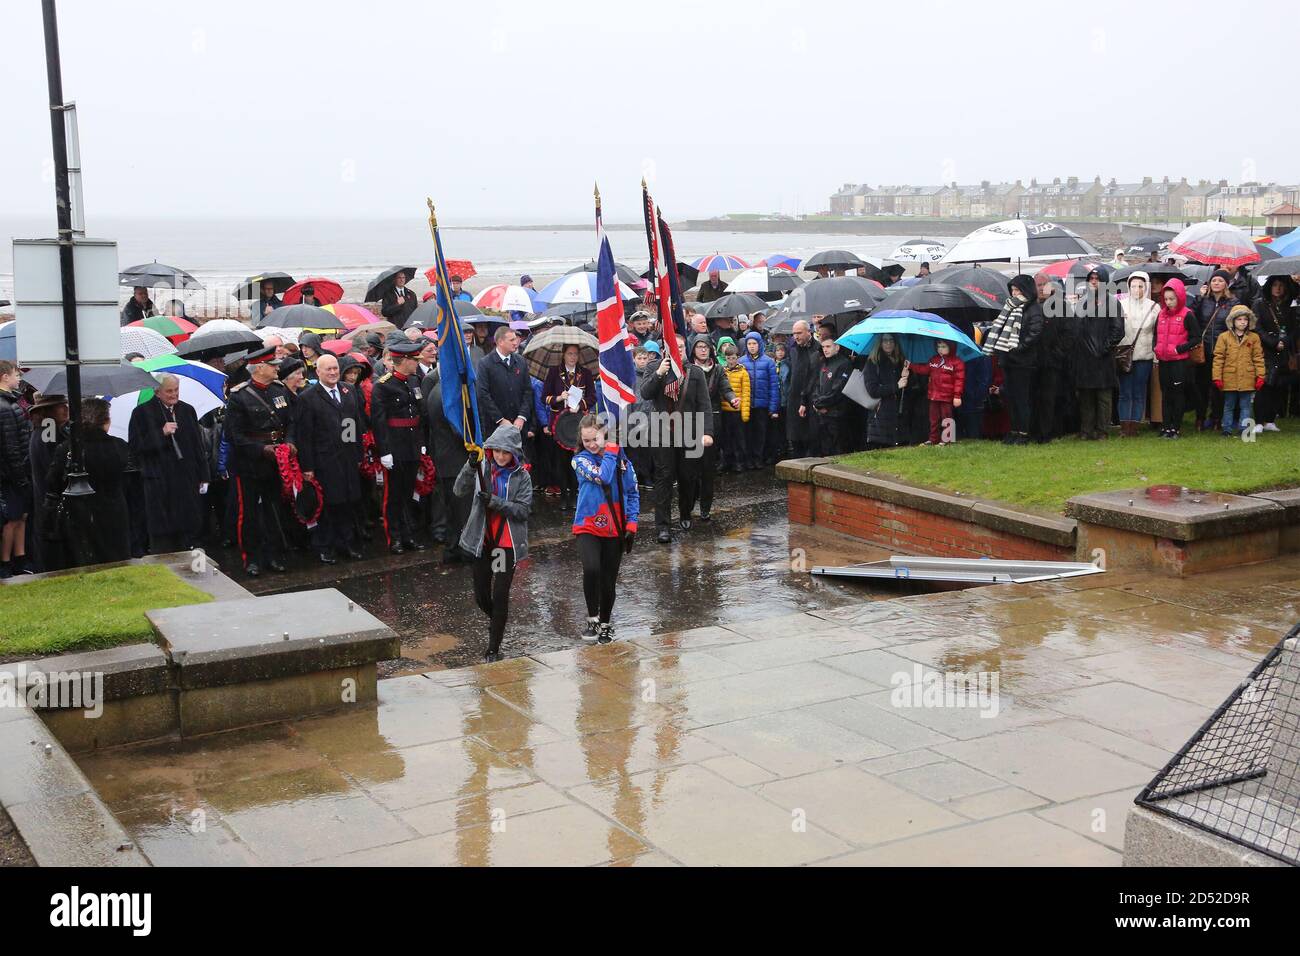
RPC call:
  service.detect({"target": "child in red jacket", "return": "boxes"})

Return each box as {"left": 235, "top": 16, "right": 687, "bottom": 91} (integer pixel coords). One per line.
{"left": 902, "top": 341, "right": 965, "bottom": 445}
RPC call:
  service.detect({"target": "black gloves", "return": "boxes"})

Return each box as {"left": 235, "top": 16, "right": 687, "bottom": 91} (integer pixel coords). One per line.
{"left": 623, "top": 531, "right": 636, "bottom": 554}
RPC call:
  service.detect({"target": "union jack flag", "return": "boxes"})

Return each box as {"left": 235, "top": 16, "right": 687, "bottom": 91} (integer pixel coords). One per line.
{"left": 643, "top": 182, "right": 687, "bottom": 381}
{"left": 595, "top": 189, "right": 637, "bottom": 425}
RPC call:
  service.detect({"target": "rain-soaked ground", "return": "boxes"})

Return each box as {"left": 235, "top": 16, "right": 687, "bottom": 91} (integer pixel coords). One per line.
{"left": 231, "top": 471, "right": 900, "bottom": 672}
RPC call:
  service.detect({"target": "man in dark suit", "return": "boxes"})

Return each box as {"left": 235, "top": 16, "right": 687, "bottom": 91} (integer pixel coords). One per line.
{"left": 295, "top": 353, "right": 366, "bottom": 563}
{"left": 475, "top": 326, "right": 533, "bottom": 440}
{"left": 381, "top": 271, "right": 419, "bottom": 327}
{"left": 371, "top": 339, "right": 427, "bottom": 554}
{"left": 425, "top": 367, "right": 472, "bottom": 562}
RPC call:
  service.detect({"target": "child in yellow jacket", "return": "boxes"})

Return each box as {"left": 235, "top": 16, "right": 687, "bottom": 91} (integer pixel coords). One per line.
{"left": 720, "top": 343, "right": 751, "bottom": 472}
{"left": 1212, "top": 305, "right": 1266, "bottom": 438}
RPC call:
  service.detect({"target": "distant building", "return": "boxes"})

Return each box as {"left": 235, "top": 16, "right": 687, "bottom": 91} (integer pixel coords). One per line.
{"left": 1264, "top": 203, "right": 1300, "bottom": 236}
{"left": 1182, "top": 180, "right": 1228, "bottom": 220}
{"left": 1206, "top": 183, "right": 1289, "bottom": 220}
{"left": 952, "top": 181, "right": 1025, "bottom": 218}
{"left": 829, "top": 183, "right": 860, "bottom": 216}
{"left": 1018, "top": 176, "right": 1103, "bottom": 219}
{"left": 1097, "top": 176, "right": 1190, "bottom": 222}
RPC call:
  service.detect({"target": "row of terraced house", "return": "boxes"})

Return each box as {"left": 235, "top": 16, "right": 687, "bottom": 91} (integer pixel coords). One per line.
{"left": 828, "top": 177, "right": 1300, "bottom": 226}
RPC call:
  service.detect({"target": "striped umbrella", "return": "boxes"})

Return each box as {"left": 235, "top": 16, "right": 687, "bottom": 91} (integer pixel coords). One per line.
{"left": 473, "top": 283, "right": 541, "bottom": 313}
{"left": 536, "top": 272, "right": 638, "bottom": 306}
{"left": 691, "top": 253, "right": 750, "bottom": 272}
{"left": 127, "top": 314, "right": 198, "bottom": 342}
{"left": 1168, "top": 221, "right": 1261, "bottom": 268}
{"left": 1035, "top": 257, "right": 1105, "bottom": 280}
{"left": 120, "top": 325, "right": 178, "bottom": 359}
{"left": 109, "top": 356, "right": 226, "bottom": 440}
{"left": 323, "top": 303, "right": 380, "bottom": 330}
{"left": 283, "top": 277, "right": 344, "bottom": 306}
{"left": 522, "top": 325, "right": 600, "bottom": 380}
{"left": 759, "top": 254, "right": 801, "bottom": 271}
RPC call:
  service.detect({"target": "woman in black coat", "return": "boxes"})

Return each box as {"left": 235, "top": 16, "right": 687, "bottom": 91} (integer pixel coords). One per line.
{"left": 1069, "top": 267, "right": 1124, "bottom": 439}
{"left": 1253, "top": 275, "right": 1298, "bottom": 430}
{"left": 47, "top": 398, "right": 131, "bottom": 566}
{"left": 863, "top": 334, "right": 906, "bottom": 448}
{"left": 128, "top": 376, "right": 208, "bottom": 553}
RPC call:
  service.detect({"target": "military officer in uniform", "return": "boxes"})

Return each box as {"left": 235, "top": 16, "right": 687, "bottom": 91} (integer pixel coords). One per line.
{"left": 371, "top": 339, "right": 428, "bottom": 554}
{"left": 225, "top": 345, "right": 296, "bottom": 575}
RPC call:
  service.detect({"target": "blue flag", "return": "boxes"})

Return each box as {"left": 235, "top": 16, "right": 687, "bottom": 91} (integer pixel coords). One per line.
{"left": 427, "top": 201, "right": 483, "bottom": 451}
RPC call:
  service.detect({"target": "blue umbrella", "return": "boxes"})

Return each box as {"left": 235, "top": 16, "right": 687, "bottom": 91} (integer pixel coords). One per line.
{"left": 837, "top": 309, "right": 982, "bottom": 363}
{"left": 0, "top": 323, "right": 14, "bottom": 363}
{"left": 1268, "top": 229, "right": 1300, "bottom": 257}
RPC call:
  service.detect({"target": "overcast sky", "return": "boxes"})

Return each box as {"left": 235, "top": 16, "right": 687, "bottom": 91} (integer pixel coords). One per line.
{"left": 2, "top": 0, "right": 1294, "bottom": 224}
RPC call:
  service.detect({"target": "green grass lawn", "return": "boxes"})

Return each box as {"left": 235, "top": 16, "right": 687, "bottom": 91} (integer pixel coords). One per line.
{"left": 836, "top": 428, "right": 1300, "bottom": 514}
{"left": 0, "top": 564, "right": 212, "bottom": 660}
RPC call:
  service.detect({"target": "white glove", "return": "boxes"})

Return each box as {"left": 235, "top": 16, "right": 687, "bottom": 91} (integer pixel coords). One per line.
{"left": 380, "top": 454, "right": 394, "bottom": 469}
{"left": 199, "top": 483, "right": 209, "bottom": 495}
{"left": 421, "top": 446, "right": 427, "bottom": 455}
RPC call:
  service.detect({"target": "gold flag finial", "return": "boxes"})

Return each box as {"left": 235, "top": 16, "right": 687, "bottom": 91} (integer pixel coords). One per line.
{"left": 426, "top": 198, "right": 437, "bottom": 229}
{"left": 594, "top": 181, "right": 601, "bottom": 203}
{"left": 641, "top": 176, "right": 647, "bottom": 189}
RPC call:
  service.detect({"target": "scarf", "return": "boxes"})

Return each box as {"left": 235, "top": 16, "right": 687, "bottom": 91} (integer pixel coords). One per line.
{"left": 982, "top": 297, "right": 1025, "bottom": 355}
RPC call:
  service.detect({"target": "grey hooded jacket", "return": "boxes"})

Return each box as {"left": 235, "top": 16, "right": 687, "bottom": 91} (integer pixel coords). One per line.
{"left": 454, "top": 423, "right": 533, "bottom": 561}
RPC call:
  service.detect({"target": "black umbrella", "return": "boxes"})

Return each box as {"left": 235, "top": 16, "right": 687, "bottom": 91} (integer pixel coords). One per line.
{"left": 234, "top": 272, "right": 295, "bottom": 301}
{"left": 1111, "top": 263, "right": 1198, "bottom": 285}
{"left": 537, "top": 302, "right": 596, "bottom": 325}
{"left": 883, "top": 282, "right": 1000, "bottom": 314}
{"left": 174, "top": 328, "right": 263, "bottom": 360}
{"left": 802, "top": 249, "right": 867, "bottom": 274}
{"left": 704, "top": 292, "right": 769, "bottom": 320}
{"left": 920, "top": 265, "right": 1010, "bottom": 309}
{"left": 365, "top": 266, "right": 417, "bottom": 303}
{"left": 1255, "top": 243, "right": 1281, "bottom": 262}
{"left": 784, "top": 275, "right": 888, "bottom": 321}
{"left": 641, "top": 261, "right": 701, "bottom": 290}
{"left": 25, "top": 362, "right": 161, "bottom": 396}
{"left": 1252, "top": 256, "right": 1300, "bottom": 280}
{"left": 119, "top": 262, "right": 204, "bottom": 290}
{"left": 256, "top": 303, "right": 346, "bottom": 331}
{"left": 404, "top": 298, "right": 482, "bottom": 330}
{"left": 566, "top": 260, "right": 645, "bottom": 288}
{"left": 1124, "top": 236, "right": 1171, "bottom": 257}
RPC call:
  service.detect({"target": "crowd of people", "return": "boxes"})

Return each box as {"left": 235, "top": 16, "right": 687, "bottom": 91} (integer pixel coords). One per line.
{"left": 1, "top": 251, "right": 1295, "bottom": 659}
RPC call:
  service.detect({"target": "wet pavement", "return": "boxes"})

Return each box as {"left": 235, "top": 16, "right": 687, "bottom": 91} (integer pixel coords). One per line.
{"left": 232, "top": 471, "right": 897, "bottom": 672}
{"left": 76, "top": 546, "right": 1300, "bottom": 866}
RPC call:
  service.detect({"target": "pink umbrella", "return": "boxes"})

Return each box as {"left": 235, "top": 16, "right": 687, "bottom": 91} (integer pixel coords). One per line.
{"left": 322, "top": 339, "right": 353, "bottom": 356}
{"left": 323, "top": 303, "right": 381, "bottom": 330}
{"left": 1169, "top": 221, "right": 1261, "bottom": 268}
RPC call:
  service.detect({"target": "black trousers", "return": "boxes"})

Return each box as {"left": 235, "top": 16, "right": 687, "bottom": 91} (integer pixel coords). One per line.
{"left": 719, "top": 413, "right": 746, "bottom": 469}
{"left": 1192, "top": 360, "right": 1224, "bottom": 424}
{"left": 765, "top": 413, "right": 785, "bottom": 463}
{"left": 817, "top": 413, "right": 849, "bottom": 455}
{"left": 382, "top": 460, "right": 417, "bottom": 545}
{"left": 577, "top": 533, "right": 623, "bottom": 623}
{"left": 652, "top": 445, "right": 682, "bottom": 530}
{"left": 1160, "top": 359, "right": 1190, "bottom": 433}
{"left": 1003, "top": 365, "right": 1034, "bottom": 436}
{"left": 312, "top": 500, "right": 357, "bottom": 554}
{"left": 472, "top": 546, "right": 516, "bottom": 653}
{"left": 1032, "top": 367, "right": 1058, "bottom": 441}
{"left": 438, "top": 475, "right": 472, "bottom": 554}
{"left": 233, "top": 475, "right": 286, "bottom": 567}
{"left": 1077, "top": 388, "right": 1112, "bottom": 438}
{"left": 744, "top": 414, "right": 767, "bottom": 466}
{"left": 680, "top": 443, "right": 716, "bottom": 518}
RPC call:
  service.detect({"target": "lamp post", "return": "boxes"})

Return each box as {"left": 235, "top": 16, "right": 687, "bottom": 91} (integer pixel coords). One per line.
{"left": 40, "top": 0, "right": 92, "bottom": 502}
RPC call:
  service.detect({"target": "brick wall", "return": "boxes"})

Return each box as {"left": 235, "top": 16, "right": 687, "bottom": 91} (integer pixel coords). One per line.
{"left": 790, "top": 482, "right": 1072, "bottom": 562}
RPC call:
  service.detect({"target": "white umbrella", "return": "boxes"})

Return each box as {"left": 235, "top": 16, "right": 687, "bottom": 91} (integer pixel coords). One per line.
{"left": 725, "top": 267, "right": 805, "bottom": 296}
{"left": 941, "top": 219, "right": 1098, "bottom": 264}
{"left": 191, "top": 318, "right": 254, "bottom": 337}
{"left": 258, "top": 326, "right": 300, "bottom": 346}
{"left": 120, "top": 326, "right": 177, "bottom": 360}
{"left": 1168, "top": 221, "right": 1262, "bottom": 268}
{"left": 890, "top": 240, "right": 948, "bottom": 262}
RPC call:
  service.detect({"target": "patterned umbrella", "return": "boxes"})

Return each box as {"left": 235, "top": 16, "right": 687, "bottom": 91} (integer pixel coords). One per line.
{"left": 889, "top": 240, "right": 948, "bottom": 262}
{"left": 1168, "top": 221, "right": 1261, "bottom": 268}
{"left": 1035, "top": 257, "right": 1106, "bottom": 280}
{"left": 425, "top": 260, "right": 477, "bottom": 284}
{"left": 108, "top": 356, "right": 226, "bottom": 440}
{"left": 283, "top": 277, "right": 344, "bottom": 306}
{"left": 691, "top": 253, "right": 750, "bottom": 272}
{"left": 120, "top": 325, "right": 178, "bottom": 359}
{"left": 522, "top": 325, "right": 599, "bottom": 380}
{"left": 536, "top": 272, "right": 638, "bottom": 306}
{"left": 759, "top": 254, "right": 802, "bottom": 271}
{"left": 473, "top": 284, "right": 541, "bottom": 313}
{"left": 942, "top": 219, "right": 1098, "bottom": 263}
{"left": 323, "top": 303, "right": 380, "bottom": 330}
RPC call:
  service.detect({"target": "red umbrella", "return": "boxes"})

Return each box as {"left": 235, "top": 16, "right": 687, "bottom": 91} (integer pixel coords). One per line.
{"left": 282, "top": 277, "right": 344, "bottom": 305}
{"left": 1035, "top": 257, "right": 1103, "bottom": 279}
{"left": 127, "top": 314, "right": 197, "bottom": 344}
{"left": 425, "top": 259, "right": 477, "bottom": 284}
{"left": 322, "top": 302, "right": 380, "bottom": 330}
{"left": 321, "top": 339, "right": 353, "bottom": 356}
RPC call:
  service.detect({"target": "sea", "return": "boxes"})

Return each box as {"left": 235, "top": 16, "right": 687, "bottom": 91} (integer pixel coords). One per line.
{"left": 0, "top": 216, "right": 915, "bottom": 316}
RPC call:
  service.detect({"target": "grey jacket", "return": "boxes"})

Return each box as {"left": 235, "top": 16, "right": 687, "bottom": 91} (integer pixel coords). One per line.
{"left": 454, "top": 423, "right": 533, "bottom": 561}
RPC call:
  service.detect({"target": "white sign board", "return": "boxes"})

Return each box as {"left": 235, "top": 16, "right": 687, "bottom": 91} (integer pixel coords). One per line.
{"left": 13, "top": 237, "right": 120, "bottom": 367}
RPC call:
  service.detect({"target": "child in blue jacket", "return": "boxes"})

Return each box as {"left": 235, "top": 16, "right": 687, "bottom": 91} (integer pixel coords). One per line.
{"left": 740, "top": 331, "right": 778, "bottom": 469}
{"left": 571, "top": 413, "right": 639, "bottom": 644}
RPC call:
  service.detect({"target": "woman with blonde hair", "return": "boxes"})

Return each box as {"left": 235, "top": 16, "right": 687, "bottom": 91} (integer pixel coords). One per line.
{"left": 1117, "top": 271, "right": 1160, "bottom": 435}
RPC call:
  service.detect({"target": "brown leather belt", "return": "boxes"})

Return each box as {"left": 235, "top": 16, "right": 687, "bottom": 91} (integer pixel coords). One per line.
{"left": 387, "top": 417, "right": 419, "bottom": 427}
{"left": 247, "top": 430, "right": 285, "bottom": 441}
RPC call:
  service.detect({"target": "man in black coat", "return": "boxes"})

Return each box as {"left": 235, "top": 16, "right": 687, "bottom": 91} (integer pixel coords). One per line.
{"left": 425, "top": 367, "right": 473, "bottom": 562}
{"left": 381, "top": 272, "right": 419, "bottom": 327}
{"left": 120, "top": 287, "right": 156, "bottom": 327}
{"left": 476, "top": 326, "right": 533, "bottom": 438}
{"left": 784, "top": 320, "right": 820, "bottom": 457}
{"left": 295, "top": 353, "right": 366, "bottom": 563}
{"left": 225, "top": 345, "right": 296, "bottom": 575}
{"left": 639, "top": 334, "right": 713, "bottom": 543}
{"left": 128, "top": 376, "right": 209, "bottom": 554}
{"left": 371, "top": 339, "right": 427, "bottom": 554}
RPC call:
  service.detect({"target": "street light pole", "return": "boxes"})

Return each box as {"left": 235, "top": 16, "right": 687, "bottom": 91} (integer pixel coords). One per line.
{"left": 40, "top": 0, "right": 92, "bottom": 499}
